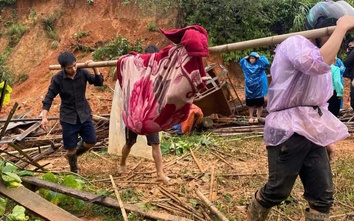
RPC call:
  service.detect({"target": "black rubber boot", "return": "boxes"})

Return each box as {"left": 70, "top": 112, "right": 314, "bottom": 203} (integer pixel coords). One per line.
{"left": 76, "top": 139, "right": 91, "bottom": 156}
{"left": 67, "top": 153, "right": 79, "bottom": 173}
{"left": 304, "top": 208, "right": 329, "bottom": 221}
{"left": 247, "top": 190, "right": 271, "bottom": 221}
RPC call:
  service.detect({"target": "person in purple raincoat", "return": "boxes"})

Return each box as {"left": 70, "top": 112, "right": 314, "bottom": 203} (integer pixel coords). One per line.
{"left": 247, "top": 1, "right": 354, "bottom": 220}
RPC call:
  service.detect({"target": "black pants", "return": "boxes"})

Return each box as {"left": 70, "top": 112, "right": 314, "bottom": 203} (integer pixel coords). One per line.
{"left": 328, "top": 90, "right": 341, "bottom": 117}
{"left": 258, "top": 134, "right": 333, "bottom": 213}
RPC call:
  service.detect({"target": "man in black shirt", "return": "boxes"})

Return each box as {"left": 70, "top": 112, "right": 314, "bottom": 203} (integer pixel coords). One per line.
{"left": 40, "top": 51, "right": 104, "bottom": 173}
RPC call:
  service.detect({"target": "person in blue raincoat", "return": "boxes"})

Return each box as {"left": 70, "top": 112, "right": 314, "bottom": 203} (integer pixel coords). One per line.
{"left": 239, "top": 51, "right": 270, "bottom": 124}
{"left": 334, "top": 57, "right": 345, "bottom": 109}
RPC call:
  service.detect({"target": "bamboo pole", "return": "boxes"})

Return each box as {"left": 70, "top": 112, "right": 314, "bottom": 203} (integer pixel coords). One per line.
{"left": 209, "top": 26, "right": 336, "bottom": 53}
{"left": 48, "top": 26, "right": 339, "bottom": 70}
{"left": 49, "top": 60, "right": 118, "bottom": 70}
{"left": 190, "top": 148, "right": 205, "bottom": 173}
{"left": 110, "top": 175, "right": 129, "bottom": 221}
{"left": 195, "top": 189, "right": 229, "bottom": 221}
{"left": 209, "top": 166, "right": 215, "bottom": 201}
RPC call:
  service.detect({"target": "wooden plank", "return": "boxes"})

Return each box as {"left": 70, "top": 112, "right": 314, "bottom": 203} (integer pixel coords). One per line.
{"left": 0, "top": 181, "right": 81, "bottom": 221}
{"left": 15, "top": 122, "right": 41, "bottom": 141}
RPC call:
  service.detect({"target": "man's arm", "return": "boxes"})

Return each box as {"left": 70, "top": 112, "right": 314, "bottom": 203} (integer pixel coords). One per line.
{"left": 320, "top": 15, "right": 354, "bottom": 65}
{"left": 40, "top": 75, "right": 60, "bottom": 130}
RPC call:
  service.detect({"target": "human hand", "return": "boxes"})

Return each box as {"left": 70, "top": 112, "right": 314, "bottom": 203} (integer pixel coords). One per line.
{"left": 41, "top": 117, "right": 48, "bottom": 130}
{"left": 336, "top": 15, "right": 354, "bottom": 32}
{"left": 326, "top": 144, "right": 335, "bottom": 162}
{"left": 85, "top": 60, "right": 99, "bottom": 74}
{"left": 85, "top": 60, "right": 93, "bottom": 65}
{"left": 245, "top": 56, "right": 249, "bottom": 59}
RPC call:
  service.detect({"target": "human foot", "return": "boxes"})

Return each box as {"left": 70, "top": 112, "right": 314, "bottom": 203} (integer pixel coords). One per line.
{"left": 118, "top": 166, "right": 128, "bottom": 174}
{"left": 157, "top": 176, "right": 171, "bottom": 185}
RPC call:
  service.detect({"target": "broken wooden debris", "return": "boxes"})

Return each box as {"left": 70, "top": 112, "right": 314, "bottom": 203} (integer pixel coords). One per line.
{"left": 21, "top": 176, "right": 194, "bottom": 221}
{"left": 195, "top": 188, "right": 229, "bottom": 221}
{"left": 0, "top": 180, "right": 81, "bottom": 221}
{"left": 0, "top": 102, "right": 18, "bottom": 140}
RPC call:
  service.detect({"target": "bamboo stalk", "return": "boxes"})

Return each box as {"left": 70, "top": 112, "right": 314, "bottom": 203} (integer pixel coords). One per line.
{"left": 49, "top": 60, "right": 118, "bottom": 70}
{"left": 190, "top": 148, "right": 205, "bottom": 173}
{"left": 91, "top": 151, "right": 115, "bottom": 164}
{"left": 48, "top": 26, "right": 341, "bottom": 69}
{"left": 209, "top": 26, "right": 336, "bottom": 53}
{"left": 0, "top": 145, "right": 51, "bottom": 156}
{"left": 158, "top": 185, "right": 200, "bottom": 215}
{"left": 210, "top": 152, "right": 236, "bottom": 170}
{"left": 109, "top": 175, "right": 129, "bottom": 221}
{"left": 195, "top": 189, "right": 229, "bottom": 221}
{"left": 209, "top": 166, "right": 215, "bottom": 201}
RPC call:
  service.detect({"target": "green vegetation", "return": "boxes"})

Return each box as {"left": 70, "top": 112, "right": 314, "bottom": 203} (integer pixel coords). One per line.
{"left": 41, "top": 11, "right": 62, "bottom": 40}
{"left": 7, "top": 23, "right": 27, "bottom": 47}
{"left": 93, "top": 36, "right": 143, "bottom": 61}
{"left": 0, "top": 0, "right": 16, "bottom": 10}
{"left": 28, "top": 9, "right": 37, "bottom": 25}
{"left": 0, "top": 50, "right": 15, "bottom": 86}
{"left": 147, "top": 22, "right": 158, "bottom": 32}
{"left": 161, "top": 133, "right": 213, "bottom": 155}
{"left": 74, "top": 31, "right": 90, "bottom": 40}
{"left": 38, "top": 172, "right": 85, "bottom": 211}
{"left": 50, "top": 40, "right": 59, "bottom": 50}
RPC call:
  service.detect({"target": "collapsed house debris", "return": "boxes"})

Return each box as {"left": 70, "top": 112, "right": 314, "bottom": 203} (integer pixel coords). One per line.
{"left": 0, "top": 63, "right": 354, "bottom": 220}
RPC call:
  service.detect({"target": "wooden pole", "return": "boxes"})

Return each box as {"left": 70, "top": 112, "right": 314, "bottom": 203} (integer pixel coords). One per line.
{"left": 48, "top": 26, "right": 340, "bottom": 69}
{"left": 209, "top": 26, "right": 336, "bottom": 53}
{"left": 49, "top": 60, "right": 118, "bottom": 70}
{"left": 195, "top": 189, "right": 229, "bottom": 221}
{"left": 110, "top": 175, "right": 129, "bottom": 221}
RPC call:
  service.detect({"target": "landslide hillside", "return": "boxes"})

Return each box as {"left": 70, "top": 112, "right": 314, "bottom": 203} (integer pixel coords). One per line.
{"left": 0, "top": 0, "right": 227, "bottom": 118}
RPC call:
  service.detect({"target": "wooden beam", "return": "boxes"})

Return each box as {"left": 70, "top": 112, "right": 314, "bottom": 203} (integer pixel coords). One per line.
{"left": 0, "top": 181, "right": 81, "bottom": 221}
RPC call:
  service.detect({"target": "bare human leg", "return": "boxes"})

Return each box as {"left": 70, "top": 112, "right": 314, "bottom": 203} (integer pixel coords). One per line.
{"left": 248, "top": 106, "right": 255, "bottom": 123}
{"left": 151, "top": 144, "right": 170, "bottom": 184}
{"left": 254, "top": 106, "right": 263, "bottom": 123}
{"left": 119, "top": 143, "right": 131, "bottom": 173}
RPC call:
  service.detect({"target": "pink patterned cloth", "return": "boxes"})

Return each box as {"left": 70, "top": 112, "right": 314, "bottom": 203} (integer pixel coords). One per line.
{"left": 116, "top": 25, "right": 209, "bottom": 135}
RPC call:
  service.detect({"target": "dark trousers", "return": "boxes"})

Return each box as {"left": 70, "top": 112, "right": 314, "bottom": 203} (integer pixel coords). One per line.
{"left": 328, "top": 90, "right": 341, "bottom": 117}
{"left": 258, "top": 134, "right": 333, "bottom": 213}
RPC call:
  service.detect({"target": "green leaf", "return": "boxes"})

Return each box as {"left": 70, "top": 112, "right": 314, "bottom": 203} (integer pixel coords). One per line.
{"left": 6, "top": 205, "right": 29, "bottom": 221}
{"left": 16, "top": 171, "right": 33, "bottom": 177}
{"left": 2, "top": 172, "right": 22, "bottom": 188}
{"left": 2, "top": 162, "right": 18, "bottom": 173}
{"left": 61, "top": 175, "right": 83, "bottom": 190}
{"left": 41, "top": 172, "right": 58, "bottom": 183}
{"left": 160, "top": 142, "right": 172, "bottom": 155}
{"left": 0, "top": 197, "right": 8, "bottom": 215}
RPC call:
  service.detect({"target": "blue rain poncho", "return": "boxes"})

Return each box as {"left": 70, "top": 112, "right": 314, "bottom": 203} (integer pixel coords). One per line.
{"left": 239, "top": 51, "right": 269, "bottom": 99}
{"left": 330, "top": 64, "right": 343, "bottom": 97}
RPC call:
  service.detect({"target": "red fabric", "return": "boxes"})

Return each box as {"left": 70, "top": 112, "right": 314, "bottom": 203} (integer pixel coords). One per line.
{"left": 116, "top": 26, "right": 209, "bottom": 135}
{"left": 160, "top": 25, "right": 209, "bottom": 57}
